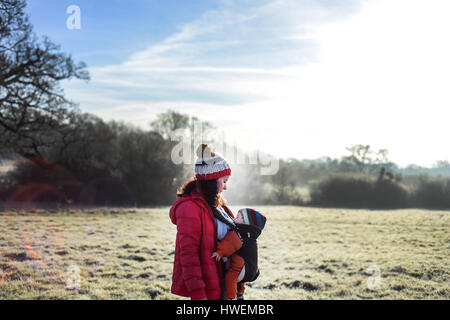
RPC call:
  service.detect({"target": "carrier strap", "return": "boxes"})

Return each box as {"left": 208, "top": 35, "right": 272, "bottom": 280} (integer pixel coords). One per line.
{"left": 212, "top": 207, "right": 243, "bottom": 242}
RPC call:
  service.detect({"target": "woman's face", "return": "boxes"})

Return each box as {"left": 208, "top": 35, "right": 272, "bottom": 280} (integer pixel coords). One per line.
{"left": 217, "top": 175, "right": 230, "bottom": 193}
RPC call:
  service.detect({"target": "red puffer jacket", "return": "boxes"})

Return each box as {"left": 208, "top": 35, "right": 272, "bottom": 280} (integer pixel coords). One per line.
{"left": 169, "top": 191, "right": 234, "bottom": 300}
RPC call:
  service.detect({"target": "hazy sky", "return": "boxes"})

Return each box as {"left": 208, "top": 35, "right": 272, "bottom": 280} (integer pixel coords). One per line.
{"left": 27, "top": 0, "right": 450, "bottom": 167}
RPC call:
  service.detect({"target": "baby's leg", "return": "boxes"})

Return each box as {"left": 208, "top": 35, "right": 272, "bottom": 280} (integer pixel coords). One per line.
{"left": 225, "top": 254, "right": 245, "bottom": 299}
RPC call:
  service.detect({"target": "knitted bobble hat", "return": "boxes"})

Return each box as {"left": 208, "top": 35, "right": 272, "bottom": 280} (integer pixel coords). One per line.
{"left": 237, "top": 208, "right": 267, "bottom": 230}
{"left": 195, "top": 144, "right": 231, "bottom": 180}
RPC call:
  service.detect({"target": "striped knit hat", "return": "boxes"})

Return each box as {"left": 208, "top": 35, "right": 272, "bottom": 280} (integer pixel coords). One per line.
{"left": 195, "top": 144, "right": 231, "bottom": 180}
{"left": 237, "top": 208, "right": 266, "bottom": 230}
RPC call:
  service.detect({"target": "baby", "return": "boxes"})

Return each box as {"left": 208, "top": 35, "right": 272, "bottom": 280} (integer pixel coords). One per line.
{"left": 211, "top": 208, "right": 267, "bottom": 300}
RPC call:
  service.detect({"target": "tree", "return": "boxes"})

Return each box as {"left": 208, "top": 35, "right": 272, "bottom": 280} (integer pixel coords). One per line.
{"left": 0, "top": 0, "right": 89, "bottom": 158}
{"left": 150, "top": 110, "right": 190, "bottom": 139}
{"left": 431, "top": 160, "right": 450, "bottom": 177}
{"left": 268, "top": 160, "right": 303, "bottom": 204}
{"left": 55, "top": 113, "right": 120, "bottom": 182}
{"left": 150, "top": 109, "right": 215, "bottom": 144}
{"left": 343, "top": 144, "right": 372, "bottom": 172}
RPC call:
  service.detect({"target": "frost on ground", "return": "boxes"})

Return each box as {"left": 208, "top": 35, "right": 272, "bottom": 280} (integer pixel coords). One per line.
{"left": 0, "top": 206, "right": 448, "bottom": 299}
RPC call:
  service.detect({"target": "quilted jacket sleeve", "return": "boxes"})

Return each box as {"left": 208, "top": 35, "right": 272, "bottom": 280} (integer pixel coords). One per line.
{"left": 216, "top": 230, "right": 242, "bottom": 258}
{"left": 176, "top": 201, "right": 207, "bottom": 299}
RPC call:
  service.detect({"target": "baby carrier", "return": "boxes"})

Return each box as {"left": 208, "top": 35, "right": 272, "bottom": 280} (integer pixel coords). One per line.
{"left": 213, "top": 207, "right": 261, "bottom": 283}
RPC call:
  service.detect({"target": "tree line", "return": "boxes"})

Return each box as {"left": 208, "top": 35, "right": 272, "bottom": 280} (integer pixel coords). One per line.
{"left": 225, "top": 145, "right": 450, "bottom": 209}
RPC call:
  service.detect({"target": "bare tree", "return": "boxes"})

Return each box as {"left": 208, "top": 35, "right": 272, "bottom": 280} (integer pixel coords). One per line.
{"left": 150, "top": 110, "right": 190, "bottom": 139}
{"left": 150, "top": 109, "right": 216, "bottom": 151}
{"left": 0, "top": 0, "right": 89, "bottom": 158}
{"left": 344, "top": 144, "right": 372, "bottom": 172}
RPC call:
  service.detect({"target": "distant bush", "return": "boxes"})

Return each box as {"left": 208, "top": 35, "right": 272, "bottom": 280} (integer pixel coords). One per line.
{"left": 309, "top": 173, "right": 409, "bottom": 209}
{"left": 371, "top": 178, "right": 410, "bottom": 208}
{"left": 412, "top": 176, "right": 450, "bottom": 209}
{"left": 265, "top": 185, "right": 304, "bottom": 206}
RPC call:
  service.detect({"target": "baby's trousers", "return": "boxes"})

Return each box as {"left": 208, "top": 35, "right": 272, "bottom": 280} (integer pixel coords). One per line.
{"left": 225, "top": 253, "right": 245, "bottom": 299}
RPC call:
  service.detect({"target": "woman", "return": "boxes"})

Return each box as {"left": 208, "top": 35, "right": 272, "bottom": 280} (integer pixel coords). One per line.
{"left": 169, "top": 144, "right": 238, "bottom": 300}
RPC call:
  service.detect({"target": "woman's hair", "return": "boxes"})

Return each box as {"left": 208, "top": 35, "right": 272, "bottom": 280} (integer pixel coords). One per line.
{"left": 177, "top": 177, "right": 226, "bottom": 207}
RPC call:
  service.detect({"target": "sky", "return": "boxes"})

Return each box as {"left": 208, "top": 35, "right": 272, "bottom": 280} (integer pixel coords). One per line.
{"left": 26, "top": 0, "right": 450, "bottom": 168}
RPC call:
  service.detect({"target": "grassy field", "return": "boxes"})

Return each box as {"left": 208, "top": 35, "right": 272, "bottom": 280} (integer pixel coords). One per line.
{"left": 0, "top": 206, "right": 448, "bottom": 299}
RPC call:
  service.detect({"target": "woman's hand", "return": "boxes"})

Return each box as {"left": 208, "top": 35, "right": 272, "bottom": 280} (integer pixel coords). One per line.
{"left": 211, "top": 252, "right": 222, "bottom": 261}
